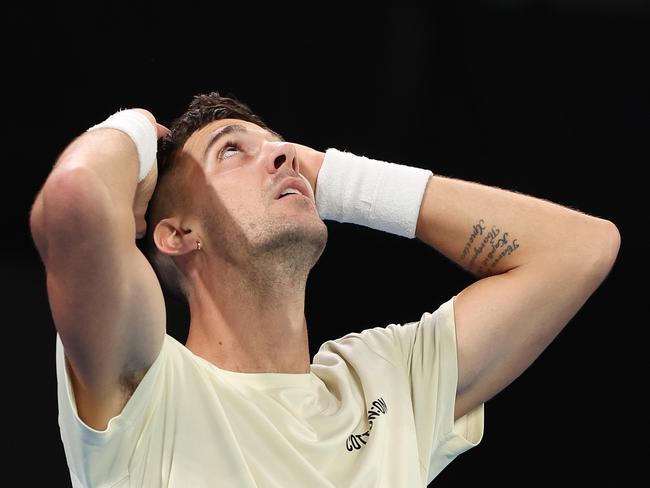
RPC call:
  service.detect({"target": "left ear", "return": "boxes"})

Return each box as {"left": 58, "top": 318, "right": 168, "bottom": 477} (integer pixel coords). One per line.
{"left": 153, "top": 217, "right": 198, "bottom": 257}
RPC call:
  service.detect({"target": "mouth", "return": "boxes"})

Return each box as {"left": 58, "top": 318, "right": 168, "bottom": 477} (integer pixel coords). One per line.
{"left": 278, "top": 191, "right": 307, "bottom": 199}
{"left": 276, "top": 178, "right": 312, "bottom": 201}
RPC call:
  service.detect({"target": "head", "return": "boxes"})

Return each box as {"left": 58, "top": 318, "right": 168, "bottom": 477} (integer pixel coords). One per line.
{"left": 143, "top": 92, "right": 327, "bottom": 306}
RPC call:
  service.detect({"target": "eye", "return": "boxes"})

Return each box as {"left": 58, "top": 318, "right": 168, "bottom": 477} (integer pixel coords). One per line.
{"left": 218, "top": 140, "right": 241, "bottom": 160}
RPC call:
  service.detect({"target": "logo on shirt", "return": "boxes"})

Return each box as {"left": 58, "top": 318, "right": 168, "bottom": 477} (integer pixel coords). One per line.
{"left": 345, "top": 397, "right": 388, "bottom": 452}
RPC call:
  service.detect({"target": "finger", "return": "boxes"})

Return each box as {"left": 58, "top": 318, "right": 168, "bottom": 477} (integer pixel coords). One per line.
{"left": 135, "top": 220, "right": 147, "bottom": 239}
{"left": 156, "top": 123, "right": 171, "bottom": 139}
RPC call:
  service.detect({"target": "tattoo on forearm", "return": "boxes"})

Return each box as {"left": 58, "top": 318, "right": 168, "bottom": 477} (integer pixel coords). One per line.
{"left": 459, "top": 219, "right": 486, "bottom": 261}
{"left": 459, "top": 218, "right": 520, "bottom": 274}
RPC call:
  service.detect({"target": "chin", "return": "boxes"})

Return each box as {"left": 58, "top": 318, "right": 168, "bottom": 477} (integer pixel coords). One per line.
{"left": 251, "top": 217, "right": 328, "bottom": 263}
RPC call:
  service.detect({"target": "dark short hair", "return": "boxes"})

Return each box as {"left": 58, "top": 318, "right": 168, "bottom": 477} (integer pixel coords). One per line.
{"left": 141, "top": 92, "right": 271, "bottom": 306}
{"left": 156, "top": 92, "right": 271, "bottom": 177}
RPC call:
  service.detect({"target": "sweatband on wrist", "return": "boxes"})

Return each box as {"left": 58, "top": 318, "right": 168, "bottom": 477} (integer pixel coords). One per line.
{"left": 86, "top": 109, "right": 157, "bottom": 183}
{"left": 315, "top": 148, "right": 433, "bottom": 238}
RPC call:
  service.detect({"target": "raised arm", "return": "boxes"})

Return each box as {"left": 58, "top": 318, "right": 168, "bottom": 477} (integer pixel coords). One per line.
{"left": 29, "top": 109, "right": 167, "bottom": 430}
{"left": 414, "top": 175, "right": 620, "bottom": 421}
{"left": 295, "top": 144, "right": 618, "bottom": 422}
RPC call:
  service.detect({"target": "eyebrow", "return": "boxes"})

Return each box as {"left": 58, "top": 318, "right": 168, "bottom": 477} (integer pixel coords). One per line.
{"left": 202, "top": 124, "right": 285, "bottom": 162}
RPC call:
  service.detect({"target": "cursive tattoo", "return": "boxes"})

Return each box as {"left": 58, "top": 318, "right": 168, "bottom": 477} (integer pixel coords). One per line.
{"left": 460, "top": 219, "right": 486, "bottom": 261}
{"left": 460, "top": 219, "right": 521, "bottom": 275}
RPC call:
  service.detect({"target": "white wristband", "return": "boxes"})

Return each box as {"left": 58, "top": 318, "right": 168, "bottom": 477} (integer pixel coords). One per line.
{"left": 315, "top": 148, "right": 432, "bottom": 238}
{"left": 86, "top": 109, "right": 157, "bottom": 183}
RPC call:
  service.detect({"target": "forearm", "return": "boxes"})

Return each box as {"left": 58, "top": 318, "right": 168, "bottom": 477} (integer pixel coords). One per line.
{"left": 47, "top": 129, "right": 140, "bottom": 207}
{"left": 30, "top": 128, "right": 141, "bottom": 264}
{"left": 415, "top": 174, "right": 619, "bottom": 277}
{"left": 32, "top": 105, "right": 163, "bottom": 247}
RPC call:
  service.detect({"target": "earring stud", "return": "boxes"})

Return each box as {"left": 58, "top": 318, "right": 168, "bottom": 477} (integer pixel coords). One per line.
{"left": 196, "top": 240, "right": 202, "bottom": 251}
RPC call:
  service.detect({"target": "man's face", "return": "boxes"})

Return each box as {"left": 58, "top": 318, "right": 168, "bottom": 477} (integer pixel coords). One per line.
{"left": 180, "top": 118, "right": 327, "bottom": 263}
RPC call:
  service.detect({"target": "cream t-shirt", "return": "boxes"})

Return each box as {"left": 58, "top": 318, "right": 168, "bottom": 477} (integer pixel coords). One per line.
{"left": 56, "top": 296, "right": 484, "bottom": 487}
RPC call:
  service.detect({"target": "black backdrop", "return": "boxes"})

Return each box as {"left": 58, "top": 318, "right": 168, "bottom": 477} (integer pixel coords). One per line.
{"left": 4, "top": 1, "right": 646, "bottom": 486}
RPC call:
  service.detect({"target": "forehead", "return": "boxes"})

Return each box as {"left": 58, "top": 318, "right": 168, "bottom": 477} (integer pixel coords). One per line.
{"left": 184, "top": 118, "right": 274, "bottom": 155}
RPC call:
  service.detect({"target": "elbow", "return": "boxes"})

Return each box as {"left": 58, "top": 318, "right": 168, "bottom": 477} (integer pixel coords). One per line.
{"left": 33, "top": 166, "right": 112, "bottom": 243}
{"left": 29, "top": 191, "right": 47, "bottom": 261}
{"left": 599, "top": 219, "right": 620, "bottom": 272}
{"left": 586, "top": 219, "right": 621, "bottom": 281}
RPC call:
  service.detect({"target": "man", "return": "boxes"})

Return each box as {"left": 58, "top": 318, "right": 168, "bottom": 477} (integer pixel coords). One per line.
{"left": 29, "top": 92, "right": 620, "bottom": 487}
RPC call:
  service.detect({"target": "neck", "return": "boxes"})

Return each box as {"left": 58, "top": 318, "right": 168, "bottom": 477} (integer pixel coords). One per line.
{"left": 185, "top": 258, "right": 311, "bottom": 374}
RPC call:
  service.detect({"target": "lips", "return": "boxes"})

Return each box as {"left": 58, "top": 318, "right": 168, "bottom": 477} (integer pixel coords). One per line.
{"left": 275, "top": 178, "right": 312, "bottom": 201}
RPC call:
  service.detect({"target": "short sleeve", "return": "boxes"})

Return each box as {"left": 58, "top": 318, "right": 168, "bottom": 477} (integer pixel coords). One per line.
{"left": 55, "top": 334, "right": 167, "bottom": 487}
{"left": 400, "top": 297, "right": 484, "bottom": 483}
{"left": 361, "top": 297, "right": 484, "bottom": 483}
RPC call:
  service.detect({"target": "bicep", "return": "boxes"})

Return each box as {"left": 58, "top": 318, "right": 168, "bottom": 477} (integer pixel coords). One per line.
{"left": 39, "top": 169, "right": 166, "bottom": 427}
{"left": 452, "top": 258, "right": 603, "bottom": 421}
{"left": 46, "top": 245, "right": 166, "bottom": 386}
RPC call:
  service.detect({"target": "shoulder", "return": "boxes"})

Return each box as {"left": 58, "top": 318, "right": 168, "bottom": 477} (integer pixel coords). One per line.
{"left": 315, "top": 297, "right": 455, "bottom": 369}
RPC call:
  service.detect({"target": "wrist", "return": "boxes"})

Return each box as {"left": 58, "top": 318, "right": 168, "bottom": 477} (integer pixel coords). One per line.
{"left": 87, "top": 109, "right": 157, "bottom": 183}
{"left": 315, "top": 148, "right": 432, "bottom": 238}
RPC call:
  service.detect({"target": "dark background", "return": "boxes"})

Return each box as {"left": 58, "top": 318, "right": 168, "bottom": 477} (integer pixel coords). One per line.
{"left": 4, "top": 1, "right": 646, "bottom": 486}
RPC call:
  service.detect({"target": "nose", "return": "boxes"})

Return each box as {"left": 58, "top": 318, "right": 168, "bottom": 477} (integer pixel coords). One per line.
{"left": 264, "top": 141, "right": 299, "bottom": 174}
